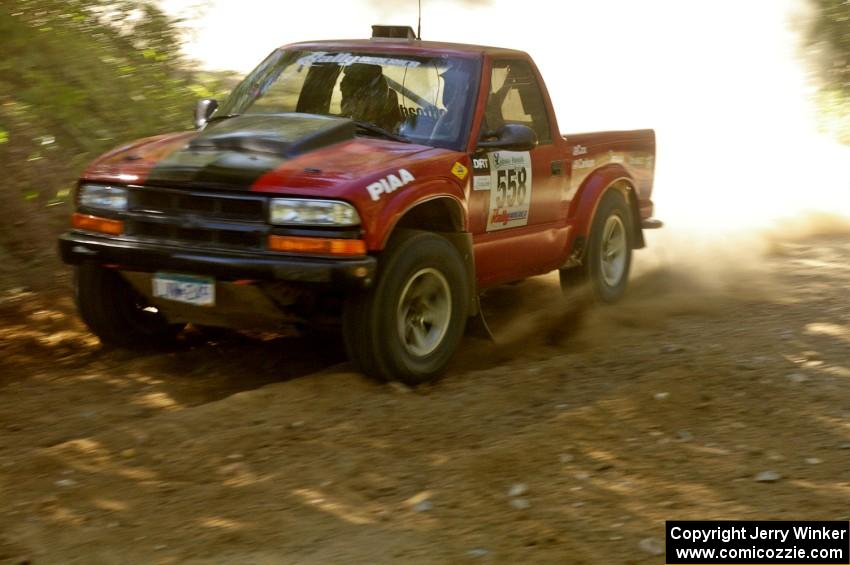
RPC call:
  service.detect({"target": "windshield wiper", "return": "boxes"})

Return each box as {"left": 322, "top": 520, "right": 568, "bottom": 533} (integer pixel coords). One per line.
{"left": 352, "top": 120, "right": 410, "bottom": 143}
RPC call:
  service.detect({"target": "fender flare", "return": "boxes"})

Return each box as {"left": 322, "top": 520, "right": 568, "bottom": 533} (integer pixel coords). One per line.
{"left": 373, "top": 178, "right": 468, "bottom": 249}
{"left": 569, "top": 165, "right": 645, "bottom": 253}
{"left": 371, "top": 179, "right": 477, "bottom": 315}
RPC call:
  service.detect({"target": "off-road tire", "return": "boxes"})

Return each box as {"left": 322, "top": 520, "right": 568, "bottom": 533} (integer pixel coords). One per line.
{"left": 560, "top": 190, "right": 634, "bottom": 303}
{"left": 75, "top": 263, "right": 182, "bottom": 348}
{"left": 343, "top": 231, "right": 469, "bottom": 384}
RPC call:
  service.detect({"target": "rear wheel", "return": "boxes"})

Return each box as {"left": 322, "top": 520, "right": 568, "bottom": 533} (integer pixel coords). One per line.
{"left": 343, "top": 231, "right": 468, "bottom": 384}
{"left": 560, "top": 190, "right": 634, "bottom": 302}
{"left": 75, "top": 263, "right": 182, "bottom": 348}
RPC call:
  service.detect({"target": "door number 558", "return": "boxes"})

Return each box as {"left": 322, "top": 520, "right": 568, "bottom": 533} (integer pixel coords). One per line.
{"left": 495, "top": 167, "right": 528, "bottom": 208}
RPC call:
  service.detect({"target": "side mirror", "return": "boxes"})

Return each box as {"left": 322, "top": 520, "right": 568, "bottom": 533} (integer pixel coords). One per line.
{"left": 194, "top": 98, "right": 218, "bottom": 129}
{"left": 477, "top": 123, "right": 538, "bottom": 152}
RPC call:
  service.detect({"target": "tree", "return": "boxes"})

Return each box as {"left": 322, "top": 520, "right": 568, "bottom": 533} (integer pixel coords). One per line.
{"left": 807, "top": 0, "right": 850, "bottom": 144}
{"left": 808, "top": 0, "right": 850, "bottom": 93}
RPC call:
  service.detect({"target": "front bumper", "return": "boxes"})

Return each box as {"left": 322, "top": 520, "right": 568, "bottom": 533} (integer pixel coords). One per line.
{"left": 59, "top": 231, "right": 376, "bottom": 288}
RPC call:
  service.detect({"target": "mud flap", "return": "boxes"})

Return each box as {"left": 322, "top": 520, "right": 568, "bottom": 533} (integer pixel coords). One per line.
{"left": 433, "top": 230, "right": 490, "bottom": 340}
{"left": 465, "top": 295, "right": 495, "bottom": 341}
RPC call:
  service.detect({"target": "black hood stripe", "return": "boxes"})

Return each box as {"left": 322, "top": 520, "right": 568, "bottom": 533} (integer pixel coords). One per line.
{"left": 146, "top": 113, "right": 355, "bottom": 190}
{"left": 146, "top": 149, "right": 287, "bottom": 191}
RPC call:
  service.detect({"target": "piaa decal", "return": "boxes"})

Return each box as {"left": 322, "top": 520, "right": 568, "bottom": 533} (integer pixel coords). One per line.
{"left": 366, "top": 169, "right": 415, "bottom": 201}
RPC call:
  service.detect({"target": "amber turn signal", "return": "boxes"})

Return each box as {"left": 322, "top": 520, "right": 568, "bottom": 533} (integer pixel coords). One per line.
{"left": 72, "top": 213, "right": 124, "bottom": 235}
{"left": 267, "top": 235, "right": 367, "bottom": 256}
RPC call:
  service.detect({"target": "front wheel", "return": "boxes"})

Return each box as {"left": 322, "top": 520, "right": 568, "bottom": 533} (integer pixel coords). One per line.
{"left": 560, "top": 190, "right": 634, "bottom": 303}
{"left": 343, "top": 231, "right": 469, "bottom": 385}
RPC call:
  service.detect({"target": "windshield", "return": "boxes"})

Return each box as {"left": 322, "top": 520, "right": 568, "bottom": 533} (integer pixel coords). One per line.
{"left": 218, "top": 49, "right": 480, "bottom": 150}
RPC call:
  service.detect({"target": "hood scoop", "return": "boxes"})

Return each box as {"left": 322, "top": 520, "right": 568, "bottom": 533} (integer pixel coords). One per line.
{"left": 189, "top": 113, "right": 355, "bottom": 158}
{"left": 143, "top": 113, "right": 356, "bottom": 191}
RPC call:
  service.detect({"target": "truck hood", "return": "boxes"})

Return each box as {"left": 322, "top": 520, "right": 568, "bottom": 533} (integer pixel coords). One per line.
{"left": 83, "top": 113, "right": 439, "bottom": 194}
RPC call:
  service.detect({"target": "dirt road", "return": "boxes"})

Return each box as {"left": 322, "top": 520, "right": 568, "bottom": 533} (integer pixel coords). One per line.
{"left": 1, "top": 234, "right": 849, "bottom": 564}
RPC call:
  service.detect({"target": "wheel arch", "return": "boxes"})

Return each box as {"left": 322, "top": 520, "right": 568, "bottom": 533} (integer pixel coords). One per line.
{"left": 389, "top": 196, "right": 466, "bottom": 238}
{"left": 380, "top": 195, "right": 478, "bottom": 316}
{"left": 570, "top": 167, "right": 645, "bottom": 255}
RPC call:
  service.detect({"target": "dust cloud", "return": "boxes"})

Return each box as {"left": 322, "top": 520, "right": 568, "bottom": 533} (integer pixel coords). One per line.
{"left": 473, "top": 257, "right": 781, "bottom": 364}
{"left": 500, "top": 0, "right": 850, "bottom": 351}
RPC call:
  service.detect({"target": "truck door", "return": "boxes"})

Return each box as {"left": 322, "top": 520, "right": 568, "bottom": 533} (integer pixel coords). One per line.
{"left": 469, "top": 58, "right": 566, "bottom": 287}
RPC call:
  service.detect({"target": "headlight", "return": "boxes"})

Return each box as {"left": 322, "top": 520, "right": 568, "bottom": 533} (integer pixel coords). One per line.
{"left": 78, "top": 184, "right": 128, "bottom": 212}
{"left": 269, "top": 198, "right": 360, "bottom": 226}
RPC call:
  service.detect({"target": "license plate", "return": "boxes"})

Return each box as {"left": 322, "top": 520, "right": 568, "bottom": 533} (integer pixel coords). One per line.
{"left": 152, "top": 273, "right": 215, "bottom": 306}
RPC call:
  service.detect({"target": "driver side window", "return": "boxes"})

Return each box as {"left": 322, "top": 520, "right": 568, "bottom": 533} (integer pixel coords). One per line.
{"left": 485, "top": 59, "right": 552, "bottom": 144}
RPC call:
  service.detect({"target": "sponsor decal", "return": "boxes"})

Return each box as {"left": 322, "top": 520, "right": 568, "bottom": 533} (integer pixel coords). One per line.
{"left": 573, "top": 158, "right": 595, "bottom": 170}
{"left": 485, "top": 151, "right": 533, "bottom": 231}
{"left": 490, "top": 208, "right": 529, "bottom": 226}
{"left": 297, "top": 52, "right": 421, "bottom": 68}
{"left": 472, "top": 153, "right": 491, "bottom": 190}
{"left": 572, "top": 144, "right": 588, "bottom": 156}
{"left": 473, "top": 175, "right": 491, "bottom": 191}
{"left": 567, "top": 151, "right": 651, "bottom": 201}
{"left": 366, "top": 169, "right": 415, "bottom": 201}
{"left": 451, "top": 162, "right": 469, "bottom": 180}
{"left": 400, "top": 106, "right": 444, "bottom": 120}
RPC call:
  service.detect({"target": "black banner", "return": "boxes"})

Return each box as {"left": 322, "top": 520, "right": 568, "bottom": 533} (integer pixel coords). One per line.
{"left": 666, "top": 521, "right": 849, "bottom": 564}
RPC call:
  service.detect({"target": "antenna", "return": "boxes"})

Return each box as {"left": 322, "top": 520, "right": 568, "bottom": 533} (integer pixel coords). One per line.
{"left": 417, "top": 0, "right": 422, "bottom": 39}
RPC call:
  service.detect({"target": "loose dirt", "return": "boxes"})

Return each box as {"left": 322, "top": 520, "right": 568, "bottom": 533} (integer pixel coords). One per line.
{"left": 1, "top": 234, "right": 849, "bottom": 564}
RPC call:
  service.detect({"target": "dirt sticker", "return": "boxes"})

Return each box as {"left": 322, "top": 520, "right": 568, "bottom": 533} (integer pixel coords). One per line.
{"left": 472, "top": 155, "right": 491, "bottom": 191}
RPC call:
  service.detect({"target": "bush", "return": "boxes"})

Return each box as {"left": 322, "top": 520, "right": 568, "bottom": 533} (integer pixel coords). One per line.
{"left": 0, "top": 0, "right": 234, "bottom": 289}
{"left": 807, "top": 0, "right": 850, "bottom": 144}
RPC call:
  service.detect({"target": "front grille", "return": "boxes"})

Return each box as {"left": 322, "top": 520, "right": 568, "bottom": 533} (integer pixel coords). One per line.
{"left": 131, "top": 188, "right": 265, "bottom": 221}
{"left": 126, "top": 186, "right": 268, "bottom": 251}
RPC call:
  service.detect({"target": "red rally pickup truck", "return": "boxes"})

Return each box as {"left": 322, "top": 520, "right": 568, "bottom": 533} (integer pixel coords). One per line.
{"left": 59, "top": 26, "right": 659, "bottom": 384}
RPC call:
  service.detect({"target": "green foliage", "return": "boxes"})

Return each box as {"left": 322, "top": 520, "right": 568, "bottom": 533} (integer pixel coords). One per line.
{"left": 1, "top": 0, "right": 196, "bottom": 152}
{"left": 816, "top": 89, "right": 850, "bottom": 145}
{"left": 808, "top": 0, "right": 850, "bottom": 144}
{"left": 0, "top": 0, "right": 236, "bottom": 287}
{"left": 809, "top": 0, "right": 850, "bottom": 93}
